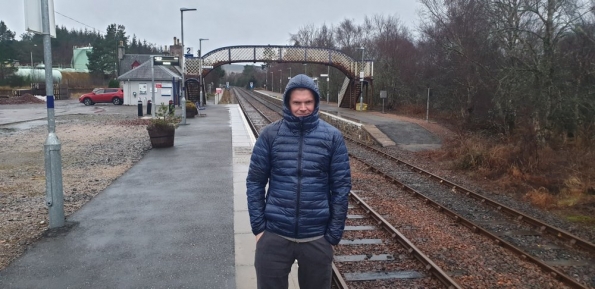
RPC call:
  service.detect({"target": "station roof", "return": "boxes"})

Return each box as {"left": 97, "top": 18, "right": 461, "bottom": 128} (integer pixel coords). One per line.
{"left": 117, "top": 60, "right": 181, "bottom": 81}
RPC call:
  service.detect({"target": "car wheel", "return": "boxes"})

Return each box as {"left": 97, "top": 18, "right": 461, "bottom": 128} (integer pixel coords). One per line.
{"left": 112, "top": 98, "right": 122, "bottom": 105}
{"left": 83, "top": 98, "right": 93, "bottom": 106}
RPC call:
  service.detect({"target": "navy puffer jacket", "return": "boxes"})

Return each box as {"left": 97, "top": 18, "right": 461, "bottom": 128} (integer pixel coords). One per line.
{"left": 246, "top": 74, "right": 351, "bottom": 245}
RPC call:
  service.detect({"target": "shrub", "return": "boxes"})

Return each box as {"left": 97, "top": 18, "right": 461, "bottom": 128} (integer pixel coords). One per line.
{"left": 147, "top": 103, "right": 180, "bottom": 130}
{"left": 186, "top": 101, "right": 197, "bottom": 111}
{"left": 108, "top": 79, "right": 120, "bottom": 88}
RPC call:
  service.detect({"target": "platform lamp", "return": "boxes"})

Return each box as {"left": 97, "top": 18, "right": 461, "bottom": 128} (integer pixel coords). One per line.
{"left": 199, "top": 38, "right": 209, "bottom": 106}
{"left": 180, "top": 7, "right": 197, "bottom": 125}
{"left": 30, "top": 44, "right": 37, "bottom": 80}
{"left": 271, "top": 71, "right": 274, "bottom": 92}
{"left": 358, "top": 47, "right": 365, "bottom": 111}
{"left": 279, "top": 69, "right": 282, "bottom": 93}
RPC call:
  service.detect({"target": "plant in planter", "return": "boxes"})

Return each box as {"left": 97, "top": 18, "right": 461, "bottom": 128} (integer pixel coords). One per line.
{"left": 147, "top": 103, "right": 180, "bottom": 148}
{"left": 186, "top": 101, "right": 197, "bottom": 118}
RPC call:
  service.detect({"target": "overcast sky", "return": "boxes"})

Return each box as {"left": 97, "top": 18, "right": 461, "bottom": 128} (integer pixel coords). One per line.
{"left": 1, "top": 0, "right": 424, "bottom": 55}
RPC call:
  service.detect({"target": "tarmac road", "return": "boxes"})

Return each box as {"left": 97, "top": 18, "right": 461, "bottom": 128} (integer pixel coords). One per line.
{"left": 0, "top": 99, "right": 139, "bottom": 127}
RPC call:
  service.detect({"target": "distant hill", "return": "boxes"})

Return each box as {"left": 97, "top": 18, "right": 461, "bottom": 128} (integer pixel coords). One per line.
{"left": 221, "top": 64, "right": 264, "bottom": 74}
{"left": 221, "top": 64, "right": 246, "bottom": 74}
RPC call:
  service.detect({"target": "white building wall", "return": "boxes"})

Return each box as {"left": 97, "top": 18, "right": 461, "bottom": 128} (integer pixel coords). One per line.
{"left": 122, "top": 80, "right": 175, "bottom": 106}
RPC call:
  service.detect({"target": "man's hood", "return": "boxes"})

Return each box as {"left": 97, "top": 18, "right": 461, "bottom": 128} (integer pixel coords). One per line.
{"left": 282, "top": 74, "right": 321, "bottom": 124}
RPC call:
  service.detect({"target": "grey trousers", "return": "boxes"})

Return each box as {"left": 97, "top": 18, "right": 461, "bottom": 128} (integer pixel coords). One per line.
{"left": 254, "top": 231, "right": 334, "bottom": 289}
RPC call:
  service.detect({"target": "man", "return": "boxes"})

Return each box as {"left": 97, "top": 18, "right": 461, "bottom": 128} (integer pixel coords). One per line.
{"left": 246, "top": 74, "right": 352, "bottom": 289}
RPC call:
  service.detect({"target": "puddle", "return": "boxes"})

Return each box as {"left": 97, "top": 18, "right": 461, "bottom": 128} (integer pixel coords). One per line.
{"left": 0, "top": 120, "right": 48, "bottom": 134}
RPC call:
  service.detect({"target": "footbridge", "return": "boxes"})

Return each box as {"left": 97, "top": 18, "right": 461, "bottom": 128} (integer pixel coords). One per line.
{"left": 184, "top": 45, "right": 374, "bottom": 109}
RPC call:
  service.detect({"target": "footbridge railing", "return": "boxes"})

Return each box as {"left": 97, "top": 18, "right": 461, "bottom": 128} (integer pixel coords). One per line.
{"left": 184, "top": 45, "right": 373, "bottom": 80}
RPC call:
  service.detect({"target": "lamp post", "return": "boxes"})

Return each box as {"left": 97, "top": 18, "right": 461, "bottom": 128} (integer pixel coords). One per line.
{"left": 271, "top": 71, "right": 274, "bottom": 92}
{"left": 180, "top": 7, "right": 197, "bottom": 125}
{"left": 287, "top": 67, "right": 292, "bottom": 78}
{"left": 304, "top": 63, "right": 307, "bottom": 74}
{"left": 199, "top": 38, "right": 209, "bottom": 106}
{"left": 38, "top": 0, "right": 65, "bottom": 228}
{"left": 327, "top": 66, "right": 330, "bottom": 103}
{"left": 30, "top": 43, "right": 38, "bottom": 81}
{"left": 358, "top": 47, "right": 365, "bottom": 111}
{"left": 320, "top": 66, "right": 330, "bottom": 104}
{"left": 278, "top": 69, "right": 282, "bottom": 93}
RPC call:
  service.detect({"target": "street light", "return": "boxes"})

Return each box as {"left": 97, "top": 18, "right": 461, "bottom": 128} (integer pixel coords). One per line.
{"left": 270, "top": 71, "right": 274, "bottom": 92}
{"left": 199, "top": 38, "right": 209, "bottom": 106}
{"left": 31, "top": 44, "right": 37, "bottom": 80}
{"left": 278, "top": 69, "right": 282, "bottom": 93}
{"left": 180, "top": 7, "right": 197, "bottom": 124}
{"left": 287, "top": 67, "right": 292, "bottom": 78}
{"left": 320, "top": 66, "right": 330, "bottom": 104}
{"left": 358, "top": 47, "right": 365, "bottom": 111}
{"left": 304, "top": 63, "right": 307, "bottom": 74}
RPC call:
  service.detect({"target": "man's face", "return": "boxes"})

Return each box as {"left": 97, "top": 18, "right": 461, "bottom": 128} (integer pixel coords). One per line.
{"left": 289, "top": 89, "right": 315, "bottom": 117}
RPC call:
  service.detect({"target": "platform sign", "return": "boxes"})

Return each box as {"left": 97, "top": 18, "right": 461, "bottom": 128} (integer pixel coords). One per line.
{"left": 185, "top": 47, "right": 194, "bottom": 57}
{"left": 139, "top": 83, "right": 147, "bottom": 95}
{"left": 226, "top": 82, "right": 230, "bottom": 89}
{"left": 380, "top": 90, "right": 387, "bottom": 114}
{"left": 250, "top": 82, "right": 253, "bottom": 89}
{"left": 153, "top": 56, "right": 179, "bottom": 66}
{"left": 24, "top": 0, "right": 56, "bottom": 38}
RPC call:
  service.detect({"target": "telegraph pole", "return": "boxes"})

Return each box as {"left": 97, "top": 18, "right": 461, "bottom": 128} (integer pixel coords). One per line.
{"left": 42, "top": 0, "right": 64, "bottom": 228}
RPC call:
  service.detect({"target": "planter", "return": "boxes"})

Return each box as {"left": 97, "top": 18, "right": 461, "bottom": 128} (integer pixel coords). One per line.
{"left": 186, "top": 110, "right": 197, "bottom": 118}
{"left": 147, "top": 125, "right": 175, "bottom": 148}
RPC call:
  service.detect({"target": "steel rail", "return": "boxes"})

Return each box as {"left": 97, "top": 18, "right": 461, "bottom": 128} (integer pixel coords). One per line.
{"left": 233, "top": 88, "right": 275, "bottom": 126}
{"left": 348, "top": 152, "right": 589, "bottom": 289}
{"left": 233, "top": 89, "right": 260, "bottom": 137}
{"left": 331, "top": 262, "right": 349, "bottom": 289}
{"left": 350, "top": 191, "right": 463, "bottom": 289}
{"left": 346, "top": 136, "right": 595, "bottom": 255}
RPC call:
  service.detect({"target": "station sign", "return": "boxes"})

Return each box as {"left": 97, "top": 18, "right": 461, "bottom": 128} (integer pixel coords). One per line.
{"left": 153, "top": 56, "right": 179, "bottom": 66}
{"left": 185, "top": 47, "right": 194, "bottom": 57}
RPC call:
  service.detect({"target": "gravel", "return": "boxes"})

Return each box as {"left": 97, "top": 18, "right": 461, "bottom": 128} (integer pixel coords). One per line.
{"left": 0, "top": 114, "right": 151, "bottom": 270}
{"left": 350, "top": 160, "right": 569, "bottom": 288}
{"left": 348, "top": 142, "right": 595, "bottom": 288}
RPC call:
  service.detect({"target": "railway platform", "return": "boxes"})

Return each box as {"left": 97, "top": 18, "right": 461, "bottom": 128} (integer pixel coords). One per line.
{"left": 256, "top": 90, "right": 442, "bottom": 151}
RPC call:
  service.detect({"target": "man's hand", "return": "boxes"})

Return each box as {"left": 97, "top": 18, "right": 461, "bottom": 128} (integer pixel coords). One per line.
{"left": 256, "top": 232, "right": 264, "bottom": 242}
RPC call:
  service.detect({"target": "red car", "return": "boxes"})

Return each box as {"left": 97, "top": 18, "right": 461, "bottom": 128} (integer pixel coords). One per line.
{"left": 79, "top": 88, "right": 124, "bottom": 106}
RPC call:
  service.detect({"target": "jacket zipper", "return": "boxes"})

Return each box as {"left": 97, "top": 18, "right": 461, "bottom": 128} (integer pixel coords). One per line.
{"left": 295, "top": 123, "right": 304, "bottom": 237}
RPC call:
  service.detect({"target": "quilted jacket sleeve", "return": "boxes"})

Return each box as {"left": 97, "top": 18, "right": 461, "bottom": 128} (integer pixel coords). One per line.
{"left": 325, "top": 132, "right": 352, "bottom": 245}
{"left": 246, "top": 126, "right": 273, "bottom": 236}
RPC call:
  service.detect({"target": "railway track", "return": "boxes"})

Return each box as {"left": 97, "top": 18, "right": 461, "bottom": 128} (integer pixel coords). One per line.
{"left": 346, "top": 139, "right": 595, "bottom": 288}
{"left": 233, "top": 88, "right": 462, "bottom": 288}
{"left": 236, "top": 88, "right": 595, "bottom": 288}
